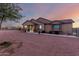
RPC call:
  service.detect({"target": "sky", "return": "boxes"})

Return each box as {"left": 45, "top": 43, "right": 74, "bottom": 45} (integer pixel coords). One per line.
{"left": 3, "top": 3, "right": 79, "bottom": 28}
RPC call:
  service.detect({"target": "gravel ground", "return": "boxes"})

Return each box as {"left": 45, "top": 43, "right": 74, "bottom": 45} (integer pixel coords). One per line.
{"left": 0, "top": 30, "right": 79, "bottom": 56}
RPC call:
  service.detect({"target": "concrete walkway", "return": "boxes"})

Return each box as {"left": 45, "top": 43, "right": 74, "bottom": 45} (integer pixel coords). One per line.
{"left": 26, "top": 32, "right": 78, "bottom": 38}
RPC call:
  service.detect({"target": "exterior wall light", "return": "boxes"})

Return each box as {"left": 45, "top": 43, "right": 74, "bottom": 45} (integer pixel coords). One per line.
{"left": 39, "top": 25, "right": 42, "bottom": 29}
{"left": 24, "top": 25, "right": 27, "bottom": 28}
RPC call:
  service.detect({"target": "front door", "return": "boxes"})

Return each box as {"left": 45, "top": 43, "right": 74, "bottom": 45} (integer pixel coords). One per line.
{"left": 27, "top": 25, "right": 34, "bottom": 32}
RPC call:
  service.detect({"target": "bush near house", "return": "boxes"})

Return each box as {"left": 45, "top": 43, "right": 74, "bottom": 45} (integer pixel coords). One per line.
{"left": 41, "top": 31, "right": 46, "bottom": 33}
{"left": 48, "top": 31, "right": 53, "bottom": 34}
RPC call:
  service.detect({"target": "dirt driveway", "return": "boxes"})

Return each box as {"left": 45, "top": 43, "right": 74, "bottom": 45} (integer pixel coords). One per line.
{"left": 0, "top": 30, "right": 79, "bottom": 56}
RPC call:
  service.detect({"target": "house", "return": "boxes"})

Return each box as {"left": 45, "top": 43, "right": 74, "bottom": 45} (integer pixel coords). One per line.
{"left": 22, "top": 17, "right": 74, "bottom": 34}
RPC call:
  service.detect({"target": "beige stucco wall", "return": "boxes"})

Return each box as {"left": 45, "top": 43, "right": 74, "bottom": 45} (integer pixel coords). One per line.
{"left": 44, "top": 24, "right": 52, "bottom": 32}
{"left": 35, "top": 24, "right": 44, "bottom": 32}
{"left": 61, "top": 23, "right": 73, "bottom": 34}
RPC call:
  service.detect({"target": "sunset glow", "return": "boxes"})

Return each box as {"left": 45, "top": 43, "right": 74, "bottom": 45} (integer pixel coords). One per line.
{"left": 4, "top": 3, "right": 79, "bottom": 28}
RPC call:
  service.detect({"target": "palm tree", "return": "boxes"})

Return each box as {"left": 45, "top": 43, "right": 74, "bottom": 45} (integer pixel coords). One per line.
{"left": 0, "top": 3, "right": 22, "bottom": 29}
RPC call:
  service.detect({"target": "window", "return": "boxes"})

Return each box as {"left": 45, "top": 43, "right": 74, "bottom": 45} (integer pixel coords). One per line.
{"left": 53, "top": 25, "right": 60, "bottom": 29}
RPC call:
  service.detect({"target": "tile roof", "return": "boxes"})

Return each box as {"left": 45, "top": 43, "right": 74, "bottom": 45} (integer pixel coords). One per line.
{"left": 31, "top": 19, "right": 43, "bottom": 25}
{"left": 36, "top": 17, "right": 52, "bottom": 24}
{"left": 22, "top": 17, "right": 74, "bottom": 25}
{"left": 52, "top": 19, "right": 74, "bottom": 24}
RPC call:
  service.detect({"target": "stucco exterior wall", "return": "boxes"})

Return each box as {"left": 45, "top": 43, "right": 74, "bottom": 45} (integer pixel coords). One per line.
{"left": 44, "top": 24, "right": 52, "bottom": 32}
{"left": 35, "top": 24, "right": 44, "bottom": 32}
{"left": 22, "top": 21, "right": 73, "bottom": 34}
{"left": 61, "top": 23, "right": 73, "bottom": 34}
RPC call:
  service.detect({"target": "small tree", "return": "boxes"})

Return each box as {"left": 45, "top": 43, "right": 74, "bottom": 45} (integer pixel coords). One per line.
{"left": 0, "top": 3, "right": 22, "bottom": 29}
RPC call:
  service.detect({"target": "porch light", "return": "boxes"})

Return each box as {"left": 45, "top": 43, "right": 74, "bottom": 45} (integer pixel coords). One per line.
{"left": 24, "top": 25, "right": 27, "bottom": 28}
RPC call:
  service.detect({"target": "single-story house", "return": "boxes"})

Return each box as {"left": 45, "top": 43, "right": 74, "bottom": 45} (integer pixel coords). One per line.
{"left": 22, "top": 17, "right": 74, "bottom": 34}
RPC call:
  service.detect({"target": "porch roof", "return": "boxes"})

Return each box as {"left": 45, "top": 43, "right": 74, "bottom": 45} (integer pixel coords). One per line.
{"left": 22, "top": 19, "right": 43, "bottom": 25}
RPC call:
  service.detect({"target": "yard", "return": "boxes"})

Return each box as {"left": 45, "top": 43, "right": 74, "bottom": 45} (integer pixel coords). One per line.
{"left": 0, "top": 30, "right": 79, "bottom": 56}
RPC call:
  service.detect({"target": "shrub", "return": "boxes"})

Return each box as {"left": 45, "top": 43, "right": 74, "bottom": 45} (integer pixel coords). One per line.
{"left": 49, "top": 31, "right": 53, "bottom": 34}
{"left": 41, "top": 31, "right": 46, "bottom": 33}
{"left": 0, "top": 41, "right": 12, "bottom": 48}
